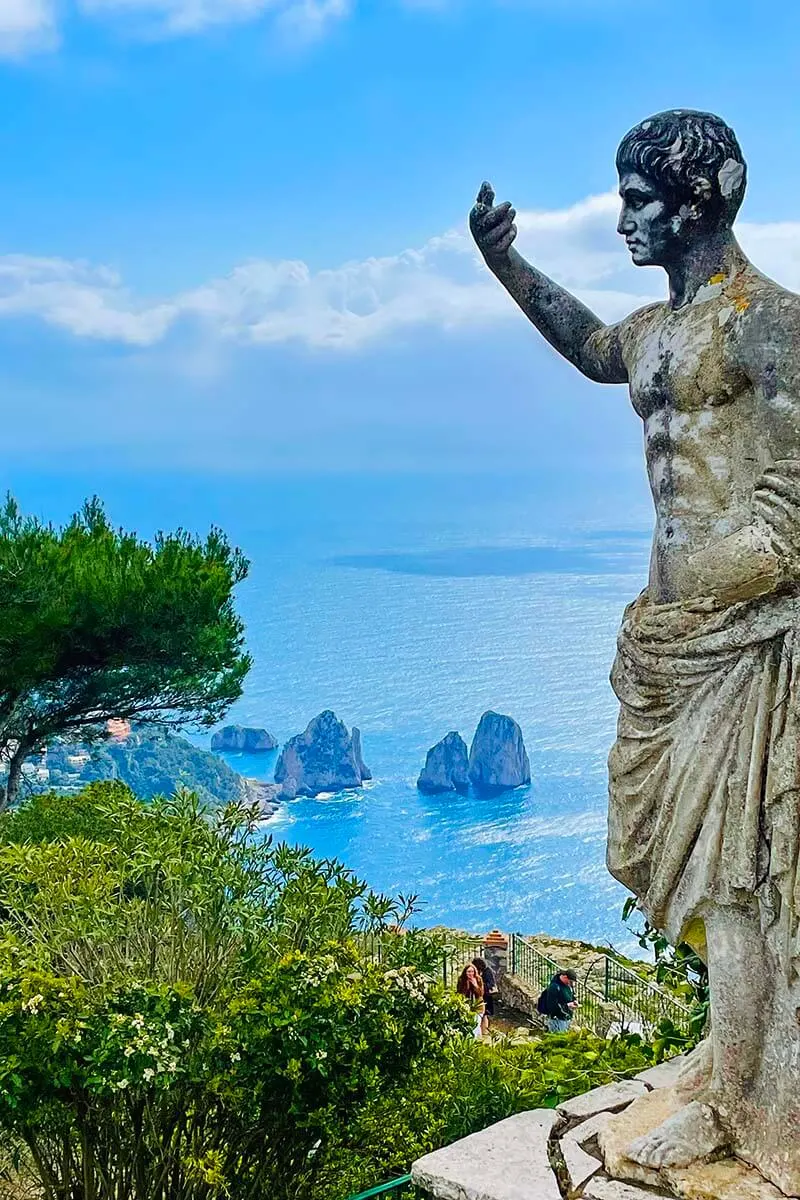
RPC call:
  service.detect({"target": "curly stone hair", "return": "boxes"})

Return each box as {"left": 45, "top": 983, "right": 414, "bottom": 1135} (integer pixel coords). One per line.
{"left": 616, "top": 109, "right": 747, "bottom": 225}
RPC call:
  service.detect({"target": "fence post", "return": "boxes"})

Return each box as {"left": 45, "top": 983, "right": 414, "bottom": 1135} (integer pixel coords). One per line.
{"left": 482, "top": 930, "right": 508, "bottom": 982}
{"left": 509, "top": 933, "right": 516, "bottom": 976}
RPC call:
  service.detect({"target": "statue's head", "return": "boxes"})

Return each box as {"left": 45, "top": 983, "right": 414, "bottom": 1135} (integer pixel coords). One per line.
{"left": 615, "top": 109, "right": 746, "bottom": 267}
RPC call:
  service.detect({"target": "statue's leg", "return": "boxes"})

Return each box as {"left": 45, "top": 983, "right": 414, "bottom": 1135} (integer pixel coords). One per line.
{"left": 703, "top": 899, "right": 773, "bottom": 1105}
{"left": 627, "top": 900, "right": 771, "bottom": 1172}
{"left": 729, "top": 917, "right": 800, "bottom": 1195}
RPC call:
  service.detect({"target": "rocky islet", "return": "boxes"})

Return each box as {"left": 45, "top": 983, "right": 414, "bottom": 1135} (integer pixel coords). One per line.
{"left": 210, "top": 709, "right": 532, "bottom": 804}
{"left": 274, "top": 710, "right": 372, "bottom": 799}
{"left": 211, "top": 725, "right": 278, "bottom": 753}
{"left": 418, "top": 712, "right": 531, "bottom": 796}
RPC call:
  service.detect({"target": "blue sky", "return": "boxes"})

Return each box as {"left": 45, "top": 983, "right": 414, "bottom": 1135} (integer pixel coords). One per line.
{"left": 2, "top": 0, "right": 800, "bottom": 488}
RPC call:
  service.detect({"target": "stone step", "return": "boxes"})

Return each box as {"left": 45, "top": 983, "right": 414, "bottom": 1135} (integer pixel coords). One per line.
{"left": 558, "top": 1080, "right": 649, "bottom": 1123}
{"left": 412, "top": 1109, "right": 560, "bottom": 1200}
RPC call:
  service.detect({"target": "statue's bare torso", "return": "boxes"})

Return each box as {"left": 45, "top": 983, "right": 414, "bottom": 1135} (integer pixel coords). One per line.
{"left": 598, "top": 260, "right": 800, "bottom": 601}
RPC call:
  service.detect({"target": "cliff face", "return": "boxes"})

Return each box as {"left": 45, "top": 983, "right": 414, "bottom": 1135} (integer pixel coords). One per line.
{"left": 352, "top": 727, "right": 372, "bottom": 782}
{"left": 468, "top": 711, "right": 531, "bottom": 794}
{"left": 275, "top": 711, "right": 371, "bottom": 798}
{"left": 417, "top": 732, "right": 470, "bottom": 794}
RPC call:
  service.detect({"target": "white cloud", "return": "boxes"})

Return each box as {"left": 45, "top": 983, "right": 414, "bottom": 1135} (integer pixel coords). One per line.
{"left": 0, "top": 0, "right": 350, "bottom": 50}
{"left": 275, "top": 0, "right": 350, "bottom": 41}
{"left": 0, "top": 0, "right": 57, "bottom": 55}
{"left": 78, "top": 0, "right": 351, "bottom": 36}
{"left": 0, "top": 255, "right": 177, "bottom": 344}
{"left": 2, "top": 194, "right": 800, "bottom": 353}
{"left": 0, "top": 0, "right": 621, "bottom": 55}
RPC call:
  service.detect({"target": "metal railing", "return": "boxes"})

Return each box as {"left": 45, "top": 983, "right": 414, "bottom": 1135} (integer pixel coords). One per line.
{"left": 509, "top": 933, "right": 692, "bottom": 1038}
{"left": 346, "top": 1174, "right": 417, "bottom": 1199}
{"left": 509, "top": 934, "right": 610, "bottom": 1034}
{"left": 439, "top": 935, "right": 485, "bottom": 989}
{"left": 592, "top": 953, "right": 694, "bottom": 1037}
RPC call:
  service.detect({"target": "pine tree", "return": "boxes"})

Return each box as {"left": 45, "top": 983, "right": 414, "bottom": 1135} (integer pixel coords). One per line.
{"left": 0, "top": 496, "right": 251, "bottom": 809}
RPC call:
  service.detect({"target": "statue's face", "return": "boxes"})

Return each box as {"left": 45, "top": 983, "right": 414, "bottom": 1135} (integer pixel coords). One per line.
{"left": 617, "top": 170, "right": 685, "bottom": 267}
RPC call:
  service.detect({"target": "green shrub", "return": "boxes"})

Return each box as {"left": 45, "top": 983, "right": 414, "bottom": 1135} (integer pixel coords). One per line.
{"left": 317, "top": 1030, "right": 653, "bottom": 1198}
{"left": 0, "top": 781, "right": 127, "bottom": 847}
{"left": 0, "top": 783, "right": 471, "bottom": 1200}
{"left": 622, "top": 896, "right": 710, "bottom": 1049}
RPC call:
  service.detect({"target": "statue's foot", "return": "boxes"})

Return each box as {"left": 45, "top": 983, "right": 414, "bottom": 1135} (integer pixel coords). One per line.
{"left": 626, "top": 1100, "right": 729, "bottom": 1170}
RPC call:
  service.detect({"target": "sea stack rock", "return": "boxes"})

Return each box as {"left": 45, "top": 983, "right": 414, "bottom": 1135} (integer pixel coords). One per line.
{"left": 417, "top": 732, "right": 469, "bottom": 794}
{"left": 468, "top": 711, "right": 531, "bottom": 794}
{"left": 275, "top": 711, "right": 371, "bottom": 797}
{"left": 352, "top": 728, "right": 372, "bottom": 782}
{"left": 211, "top": 725, "right": 278, "bottom": 753}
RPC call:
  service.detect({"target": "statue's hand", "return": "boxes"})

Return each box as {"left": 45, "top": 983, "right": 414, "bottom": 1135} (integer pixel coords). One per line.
{"left": 470, "top": 182, "right": 517, "bottom": 266}
{"left": 686, "top": 523, "right": 784, "bottom": 606}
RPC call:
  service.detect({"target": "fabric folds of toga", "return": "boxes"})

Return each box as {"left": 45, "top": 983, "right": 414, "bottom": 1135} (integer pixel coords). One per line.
{"left": 608, "top": 586, "right": 800, "bottom": 976}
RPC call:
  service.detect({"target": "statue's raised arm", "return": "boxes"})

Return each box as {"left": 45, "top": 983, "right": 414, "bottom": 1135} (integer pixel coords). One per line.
{"left": 469, "top": 181, "right": 628, "bottom": 384}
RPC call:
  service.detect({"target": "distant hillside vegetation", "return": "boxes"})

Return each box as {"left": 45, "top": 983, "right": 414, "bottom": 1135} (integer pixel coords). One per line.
{"left": 44, "top": 727, "right": 244, "bottom": 809}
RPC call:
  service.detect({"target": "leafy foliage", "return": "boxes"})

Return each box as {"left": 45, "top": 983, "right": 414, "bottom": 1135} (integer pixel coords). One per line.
{"left": 0, "top": 784, "right": 470, "bottom": 1200}
{"left": 0, "top": 496, "right": 251, "bottom": 808}
{"left": 622, "top": 896, "right": 710, "bottom": 1051}
{"left": 0, "top": 788, "right": 663, "bottom": 1199}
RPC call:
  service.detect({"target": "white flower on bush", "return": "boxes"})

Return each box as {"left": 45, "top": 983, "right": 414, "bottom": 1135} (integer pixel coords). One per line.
{"left": 111, "top": 1013, "right": 185, "bottom": 1078}
{"left": 22, "top": 994, "right": 44, "bottom": 1014}
{"left": 304, "top": 959, "right": 338, "bottom": 986}
{"left": 383, "top": 967, "right": 431, "bottom": 1003}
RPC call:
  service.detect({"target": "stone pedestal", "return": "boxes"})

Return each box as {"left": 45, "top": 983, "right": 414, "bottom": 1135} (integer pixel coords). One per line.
{"left": 598, "top": 1088, "right": 793, "bottom": 1199}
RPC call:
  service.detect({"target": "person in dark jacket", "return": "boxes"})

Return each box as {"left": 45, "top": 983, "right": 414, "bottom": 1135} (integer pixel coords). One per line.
{"left": 543, "top": 969, "right": 578, "bottom": 1032}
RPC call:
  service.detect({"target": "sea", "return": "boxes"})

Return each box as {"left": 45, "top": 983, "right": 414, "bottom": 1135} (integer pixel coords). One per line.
{"left": 16, "top": 467, "right": 654, "bottom": 954}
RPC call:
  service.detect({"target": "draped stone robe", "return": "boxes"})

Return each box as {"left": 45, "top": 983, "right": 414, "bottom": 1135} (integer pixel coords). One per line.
{"left": 607, "top": 462, "right": 800, "bottom": 976}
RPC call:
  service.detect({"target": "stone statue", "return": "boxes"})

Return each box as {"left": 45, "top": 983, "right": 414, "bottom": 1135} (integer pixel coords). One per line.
{"left": 470, "top": 109, "right": 800, "bottom": 1196}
